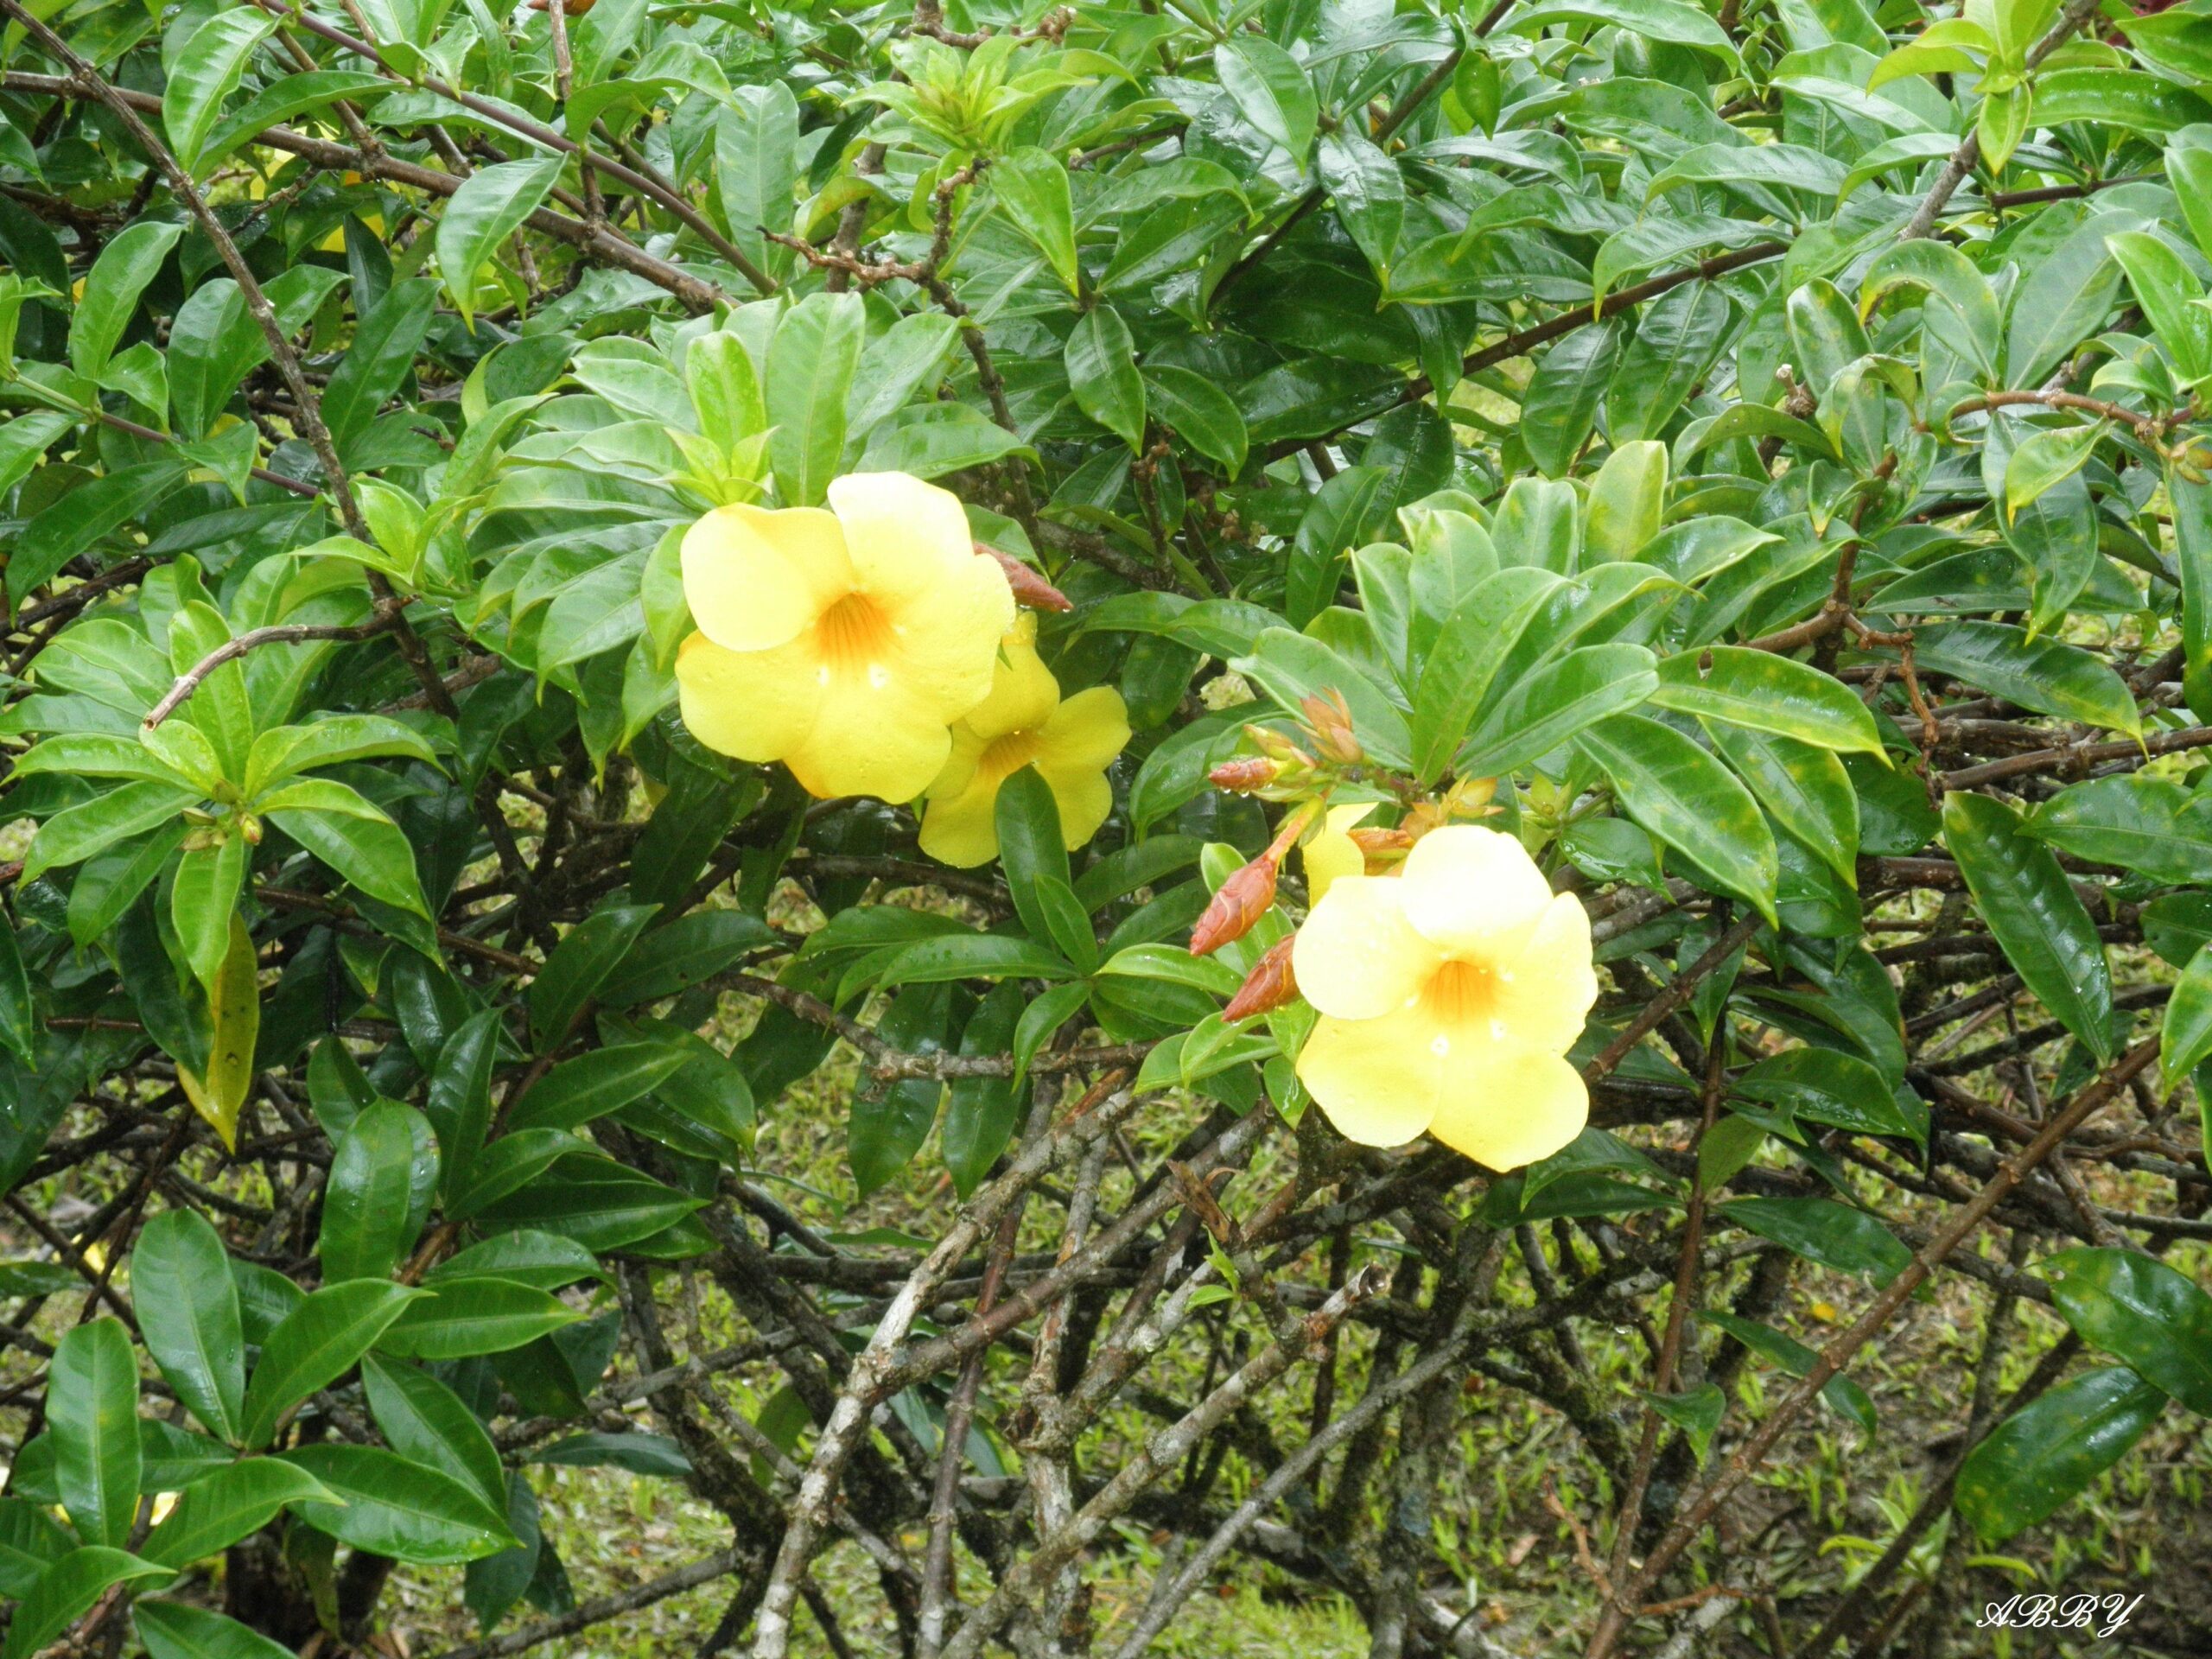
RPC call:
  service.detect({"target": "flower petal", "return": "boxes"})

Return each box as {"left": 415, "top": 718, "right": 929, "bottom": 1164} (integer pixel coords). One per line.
{"left": 1302, "top": 802, "right": 1377, "bottom": 906}
{"left": 1291, "top": 875, "right": 1439, "bottom": 1020}
{"left": 830, "top": 472, "right": 978, "bottom": 607}
{"left": 1424, "top": 1042, "right": 1588, "bottom": 1172}
{"left": 785, "top": 663, "right": 956, "bottom": 803}
{"left": 1039, "top": 684, "right": 1130, "bottom": 773}
{"left": 674, "top": 631, "right": 820, "bottom": 762}
{"left": 884, "top": 551, "right": 1017, "bottom": 720}
{"left": 918, "top": 770, "right": 1005, "bottom": 868}
{"left": 681, "top": 504, "right": 850, "bottom": 652}
{"left": 1399, "top": 824, "right": 1555, "bottom": 958}
{"left": 1491, "top": 893, "right": 1599, "bottom": 1055}
{"left": 964, "top": 614, "right": 1062, "bottom": 740}
{"left": 1296, "top": 1005, "right": 1446, "bottom": 1147}
{"left": 1040, "top": 766, "right": 1114, "bottom": 852}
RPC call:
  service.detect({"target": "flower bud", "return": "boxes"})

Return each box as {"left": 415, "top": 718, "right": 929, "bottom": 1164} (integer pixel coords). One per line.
{"left": 1222, "top": 936, "right": 1298, "bottom": 1020}
{"left": 1346, "top": 825, "right": 1414, "bottom": 866}
{"left": 975, "top": 543, "right": 1073, "bottom": 613}
{"left": 1209, "top": 757, "right": 1280, "bottom": 794}
{"left": 1190, "top": 855, "right": 1279, "bottom": 957}
{"left": 1299, "top": 690, "right": 1363, "bottom": 764}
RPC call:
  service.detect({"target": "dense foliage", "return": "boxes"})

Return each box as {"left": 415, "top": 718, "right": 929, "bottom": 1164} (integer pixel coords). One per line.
{"left": 1, "top": 0, "right": 2211, "bottom": 1651}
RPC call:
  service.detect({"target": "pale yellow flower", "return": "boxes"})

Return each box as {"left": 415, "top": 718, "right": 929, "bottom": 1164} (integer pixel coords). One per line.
{"left": 674, "top": 473, "right": 1014, "bottom": 803}
{"left": 1301, "top": 802, "right": 1378, "bottom": 906}
{"left": 1292, "top": 825, "right": 1597, "bottom": 1172}
{"left": 918, "top": 613, "right": 1129, "bottom": 868}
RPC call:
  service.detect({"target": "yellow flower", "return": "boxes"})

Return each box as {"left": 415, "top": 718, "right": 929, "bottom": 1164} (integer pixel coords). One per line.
{"left": 1301, "top": 802, "right": 1377, "bottom": 906}
{"left": 918, "top": 613, "right": 1130, "bottom": 868}
{"left": 674, "top": 472, "right": 1014, "bottom": 803}
{"left": 1292, "top": 825, "right": 1597, "bottom": 1172}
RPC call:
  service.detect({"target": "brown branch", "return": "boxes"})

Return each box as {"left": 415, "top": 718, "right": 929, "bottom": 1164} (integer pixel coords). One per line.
{"left": 143, "top": 607, "right": 408, "bottom": 728}
{"left": 1585, "top": 1036, "right": 2162, "bottom": 1658}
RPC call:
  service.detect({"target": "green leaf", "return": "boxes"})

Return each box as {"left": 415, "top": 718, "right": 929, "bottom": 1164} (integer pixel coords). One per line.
{"left": 1144, "top": 366, "right": 1248, "bottom": 476}
{"left": 446, "top": 1129, "right": 584, "bottom": 1219}
{"left": 1577, "top": 712, "right": 1779, "bottom": 925}
{"left": 1702, "top": 723, "right": 1859, "bottom": 886}
{"left": 426, "top": 1230, "right": 605, "bottom": 1294}
{"left": 69, "top": 220, "right": 185, "bottom": 380}
{"left": 140, "top": 1459, "right": 335, "bottom": 1569}
{"left": 362, "top": 1352, "right": 505, "bottom": 1512}
{"left": 240, "top": 1281, "right": 427, "bottom": 1450}
{"left": 1216, "top": 37, "right": 1319, "bottom": 167}
{"left": 0, "top": 1500, "right": 70, "bottom": 1598}
{"left": 436, "top": 157, "right": 564, "bottom": 329}
{"left": 2028, "top": 775, "right": 2212, "bottom": 887}
{"left": 1909, "top": 622, "right": 2139, "bottom": 738}
{"left": 280, "top": 1444, "right": 512, "bottom": 1564}
{"left": 1955, "top": 1367, "right": 2166, "bottom": 1542}
{"left": 995, "top": 147, "right": 1079, "bottom": 296}
{"left": 1317, "top": 130, "right": 1404, "bottom": 274}
{"left": 1942, "top": 791, "right": 2113, "bottom": 1062}
{"left": 1410, "top": 568, "right": 1567, "bottom": 781}
{"left": 530, "top": 902, "right": 659, "bottom": 1052}
{"left": 1720, "top": 1198, "right": 1912, "bottom": 1286}
{"left": 162, "top": 10, "right": 279, "bottom": 174}
{"left": 2162, "top": 941, "right": 2212, "bottom": 1085}
{"left": 1697, "top": 1311, "right": 1877, "bottom": 1434}
{"left": 1065, "top": 303, "right": 1146, "bottom": 452}
{"left": 766, "top": 292, "right": 865, "bottom": 506}
{"left": 470, "top": 1154, "right": 702, "bottom": 1250}
{"left": 377, "top": 1279, "right": 583, "bottom": 1360}
{"left": 1233, "top": 626, "right": 1413, "bottom": 767}
{"left": 0, "top": 916, "right": 33, "bottom": 1064}
{"left": 1650, "top": 646, "right": 1884, "bottom": 754}
{"left": 597, "top": 910, "right": 774, "bottom": 1008}
{"left": 533, "top": 1431, "right": 690, "bottom": 1477}
{"left": 170, "top": 836, "right": 246, "bottom": 995}
{"left": 321, "top": 1101, "right": 439, "bottom": 1283}
{"left": 1458, "top": 643, "right": 1661, "bottom": 779}
{"left": 3, "top": 1549, "right": 171, "bottom": 1659}
{"left": 1733, "top": 1049, "right": 1926, "bottom": 1143}
{"left": 2041, "top": 1247, "right": 2212, "bottom": 1415}
{"left": 135, "top": 1603, "right": 296, "bottom": 1659}
{"left": 48, "top": 1319, "right": 140, "bottom": 1548}
{"left": 1583, "top": 441, "right": 1669, "bottom": 563}
{"left": 244, "top": 715, "right": 442, "bottom": 797}
{"left": 713, "top": 83, "right": 799, "bottom": 284}
{"left": 870, "top": 934, "right": 1078, "bottom": 992}
{"left": 264, "top": 801, "right": 430, "bottom": 918}
{"left": 133, "top": 1211, "right": 245, "bottom": 1444}
{"left": 1519, "top": 321, "right": 1618, "bottom": 479}
{"left": 505, "top": 1043, "right": 696, "bottom": 1132}
{"left": 1506, "top": 0, "right": 1739, "bottom": 63}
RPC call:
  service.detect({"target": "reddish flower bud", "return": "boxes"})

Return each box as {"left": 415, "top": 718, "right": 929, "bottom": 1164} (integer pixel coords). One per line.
{"left": 1209, "top": 757, "right": 1280, "bottom": 794}
{"left": 1189, "top": 855, "right": 1280, "bottom": 957}
{"left": 1346, "top": 826, "right": 1414, "bottom": 856}
{"left": 975, "top": 543, "right": 1074, "bottom": 613}
{"left": 1222, "top": 936, "right": 1299, "bottom": 1020}
{"left": 1299, "top": 689, "right": 1363, "bottom": 764}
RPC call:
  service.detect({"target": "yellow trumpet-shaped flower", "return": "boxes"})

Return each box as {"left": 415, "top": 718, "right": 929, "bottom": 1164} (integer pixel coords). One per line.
{"left": 918, "top": 614, "right": 1131, "bottom": 868}
{"left": 674, "top": 473, "right": 1014, "bottom": 803}
{"left": 1292, "top": 825, "right": 1597, "bottom": 1172}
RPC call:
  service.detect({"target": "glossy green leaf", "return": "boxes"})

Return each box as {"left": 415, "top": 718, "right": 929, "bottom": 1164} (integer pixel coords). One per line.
{"left": 1065, "top": 303, "right": 1146, "bottom": 452}
{"left": 2, "top": 1549, "right": 170, "bottom": 1659}
{"left": 240, "top": 1281, "right": 427, "bottom": 1449}
{"left": 280, "top": 1444, "right": 512, "bottom": 1564}
{"left": 135, "top": 1602, "right": 296, "bottom": 1659}
{"left": 321, "top": 1101, "right": 439, "bottom": 1283}
{"left": 376, "top": 1278, "right": 584, "bottom": 1360}
{"left": 1652, "top": 645, "right": 1883, "bottom": 754}
{"left": 162, "top": 10, "right": 279, "bottom": 174}
{"left": 133, "top": 1211, "right": 245, "bottom": 1444}
{"left": 48, "top": 1319, "right": 140, "bottom": 1548}
{"left": 1216, "top": 37, "right": 1318, "bottom": 166}
{"left": 436, "top": 157, "right": 564, "bottom": 329}
{"left": 1577, "top": 712, "right": 1779, "bottom": 924}
{"left": 140, "top": 1458, "right": 334, "bottom": 1569}
{"left": 1955, "top": 1367, "right": 2166, "bottom": 1541}
{"left": 2041, "top": 1247, "right": 2212, "bottom": 1415}
{"left": 1942, "top": 791, "right": 2113, "bottom": 1062}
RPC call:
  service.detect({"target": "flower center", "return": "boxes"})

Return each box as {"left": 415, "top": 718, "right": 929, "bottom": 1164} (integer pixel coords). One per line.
{"left": 1420, "top": 958, "right": 1500, "bottom": 1031}
{"left": 811, "top": 594, "right": 896, "bottom": 683}
{"left": 978, "top": 728, "right": 1043, "bottom": 780}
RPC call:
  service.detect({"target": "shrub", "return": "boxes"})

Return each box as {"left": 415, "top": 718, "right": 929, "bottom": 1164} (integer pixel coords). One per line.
{"left": 0, "top": 0, "right": 2209, "bottom": 1653}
